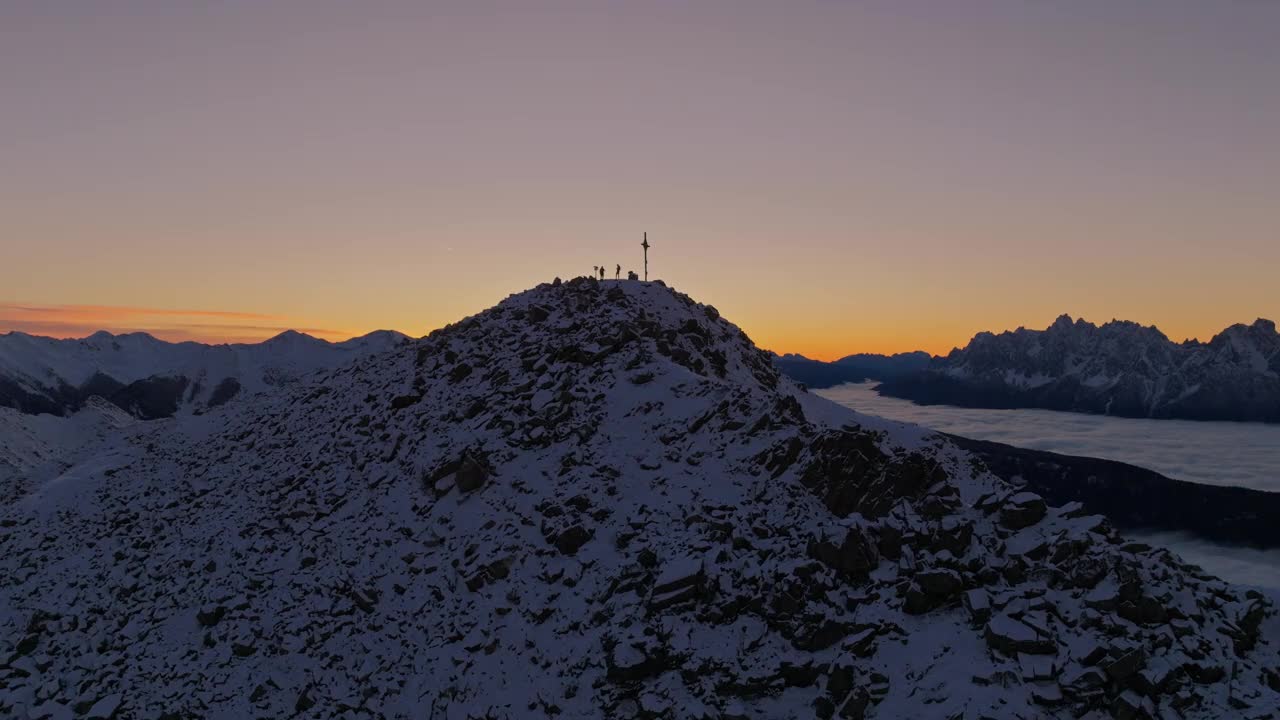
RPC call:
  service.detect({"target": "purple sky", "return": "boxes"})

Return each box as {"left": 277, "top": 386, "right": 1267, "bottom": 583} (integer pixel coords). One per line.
{"left": 3, "top": 1, "right": 1277, "bottom": 356}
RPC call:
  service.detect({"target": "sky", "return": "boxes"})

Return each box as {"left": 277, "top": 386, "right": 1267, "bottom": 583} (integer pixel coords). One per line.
{"left": 2, "top": 1, "right": 1277, "bottom": 359}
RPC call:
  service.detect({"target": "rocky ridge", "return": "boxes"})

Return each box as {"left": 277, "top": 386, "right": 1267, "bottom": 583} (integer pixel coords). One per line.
{"left": 1, "top": 279, "right": 1277, "bottom": 719}
{"left": 877, "top": 315, "right": 1280, "bottom": 423}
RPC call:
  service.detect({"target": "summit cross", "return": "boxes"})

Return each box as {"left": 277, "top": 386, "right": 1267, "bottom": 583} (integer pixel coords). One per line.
{"left": 641, "top": 232, "right": 650, "bottom": 282}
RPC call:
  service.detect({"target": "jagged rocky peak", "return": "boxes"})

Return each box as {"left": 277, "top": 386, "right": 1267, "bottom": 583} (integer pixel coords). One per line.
{"left": 1211, "top": 317, "right": 1279, "bottom": 344}
{"left": 1, "top": 278, "right": 1278, "bottom": 719}
{"left": 882, "top": 312, "right": 1280, "bottom": 422}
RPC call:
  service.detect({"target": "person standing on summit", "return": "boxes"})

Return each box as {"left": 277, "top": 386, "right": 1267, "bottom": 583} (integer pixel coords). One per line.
{"left": 599, "top": 265, "right": 605, "bottom": 281}
{"left": 615, "top": 264, "right": 621, "bottom": 280}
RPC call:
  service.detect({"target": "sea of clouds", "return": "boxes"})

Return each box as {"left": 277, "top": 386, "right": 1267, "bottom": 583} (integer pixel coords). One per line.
{"left": 818, "top": 383, "right": 1280, "bottom": 491}
{"left": 818, "top": 382, "right": 1280, "bottom": 588}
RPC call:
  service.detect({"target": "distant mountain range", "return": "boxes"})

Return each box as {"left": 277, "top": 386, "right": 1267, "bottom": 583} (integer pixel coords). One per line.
{"left": 876, "top": 315, "right": 1280, "bottom": 423}
{"left": 771, "top": 350, "right": 931, "bottom": 388}
{"left": 0, "top": 329, "right": 410, "bottom": 418}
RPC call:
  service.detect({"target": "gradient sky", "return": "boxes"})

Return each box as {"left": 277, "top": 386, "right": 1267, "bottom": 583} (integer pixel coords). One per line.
{"left": 3, "top": 1, "right": 1277, "bottom": 358}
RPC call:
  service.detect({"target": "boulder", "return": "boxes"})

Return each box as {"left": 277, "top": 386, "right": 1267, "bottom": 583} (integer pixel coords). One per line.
{"left": 916, "top": 568, "right": 963, "bottom": 597}
{"left": 931, "top": 517, "right": 972, "bottom": 554}
{"left": 650, "top": 554, "right": 705, "bottom": 610}
{"left": 902, "top": 583, "right": 934, "bottom": 615}
{"left": 294, "top": 687, "right": 316, "bottom": 713}
{"left": 876, "top": 524, "right": 903, "bottom": 560}
{"left": 456, "top": 456, "right": 488, "bottom": 493}
{"left": 1059, "top": 664, "right": 1106, "bottom": 698}
{"left": 963, "top": 589, "right": 991, "bottom": 624}
{"left": 390, "top": 393, "right": 421, "bottom": 411}
{"left": 449, "top": 363, "right": 473, "bottom": 382}
{"left": 999, "top": 492, "right": 1047, "bottom": 530}
{"left": 554, "top": 525, "right": 592, "bottom": 556}
{"left": 1103, "top": 646, "right": 1146, "bottom": 681}
{"left": 984, "top": 614, "right": 1056, "bottom": 655}
{"left": 1030, "top": 682, "right": 1064, "bottom": 707}
{"left": 196, "top": 604, "right": 226, "bottom": 627}
{"left": 807, "top": 526, "right": 879, "bottom": 580}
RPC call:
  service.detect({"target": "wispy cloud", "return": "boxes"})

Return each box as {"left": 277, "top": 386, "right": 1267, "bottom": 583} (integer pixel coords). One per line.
{"left": 169, "top": 322, "right": 350, "bottom": 336}
{"left": 2, "top": 303, "right": 282, "bottom": 320}
{"left": 0, "top": 302, "right": 352, "bottom": 343}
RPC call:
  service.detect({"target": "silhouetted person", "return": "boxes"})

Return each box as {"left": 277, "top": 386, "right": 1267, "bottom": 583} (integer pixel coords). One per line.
{"left": 615, "top": 264, "right": 621, "bottom": 280}
{"left": 599, "top": 265, "right": 605, "bottom": 281}
{"left": 627, "top": 270, "right": 638, "bottom": 281}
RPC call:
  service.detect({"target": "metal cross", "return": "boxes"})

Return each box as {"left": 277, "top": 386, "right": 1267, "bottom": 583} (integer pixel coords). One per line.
{"left": 641, "top": 232, "right": 650, "bottom": 281}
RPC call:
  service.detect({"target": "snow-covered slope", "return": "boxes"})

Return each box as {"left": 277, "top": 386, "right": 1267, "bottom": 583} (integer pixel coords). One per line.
{"left": 1, "top": 279, "right": 1276, "bottom": 719}
{"left": 878, "top": 315, "right": 1280, "bottom": 422}
{"left": 0, "top": 328, "right": 410, "bottom": 418}
{"left": 0, "top": 397, "right": 136, "bottom": 505}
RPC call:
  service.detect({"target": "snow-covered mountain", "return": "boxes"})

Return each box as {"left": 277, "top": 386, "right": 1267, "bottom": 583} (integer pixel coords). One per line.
{"left": 1, "top": 279, "right": 1277, "bottom": 719}
{"left": 878, "top": 315, "right": 1280, "bottom": 423}
{"left": 0, "top": 328, "right": 411, "bottom": 419}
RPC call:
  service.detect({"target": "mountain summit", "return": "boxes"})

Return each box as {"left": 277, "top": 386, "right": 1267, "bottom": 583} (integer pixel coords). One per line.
{"left": 1, "top": 279, "right": 1276, "bottom": 718}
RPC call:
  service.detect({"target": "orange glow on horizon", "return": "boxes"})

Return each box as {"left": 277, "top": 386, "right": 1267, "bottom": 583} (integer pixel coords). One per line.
{"left": 0, "top": 303, "right": 357, "bottom": 345}
{"left": 4, "top": 293, "right": 1269, "bottom": 362}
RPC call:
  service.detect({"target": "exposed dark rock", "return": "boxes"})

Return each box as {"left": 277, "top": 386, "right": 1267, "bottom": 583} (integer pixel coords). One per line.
{"left": 554, "top": 525, "right": 592, "bottom": 556}
{"left": 792, "top": 430, "right": 947, "bottom": 518}
{"left": 196, "top": 604, "right": 226, "bottom": 627}
{"left": 455, "top": 455, "right": 488, "bottom": 493}
{"left": 999, "top": 492, "right": 1047, "bottom": 530}
{"left": 390, "top": 393, "right": 422, "bottom": 410}
{"left": 294, "top": 688, "right": 315, "bottom": 713}
{"left": 107, "top": 376, "right": 190, "bottom": 420}
{"left": 807, "top": 526, "right": 879, "bottom": 580}
{"left": 915, "top": 568, "right": 962, "bottom": 597}
{"left": 207, "top": 377, "right": 241, "bottom": 408}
